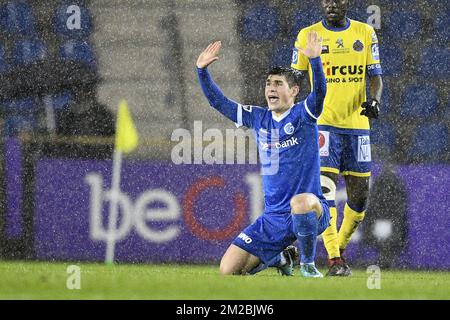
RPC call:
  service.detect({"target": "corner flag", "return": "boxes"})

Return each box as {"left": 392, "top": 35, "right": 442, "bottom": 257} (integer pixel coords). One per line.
{"left": 115, "top": 99, "right": 138, "bottom": 153}
{"left": 105, "top": 99, "right": 138, "bottom": 264}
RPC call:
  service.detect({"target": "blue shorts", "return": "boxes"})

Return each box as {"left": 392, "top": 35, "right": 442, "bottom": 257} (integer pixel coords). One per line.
{"left": 232, "top": 199, "right": 330, "bottom": 264}
{"left": 318, "top": 128, "right": 372, "bottom": 177}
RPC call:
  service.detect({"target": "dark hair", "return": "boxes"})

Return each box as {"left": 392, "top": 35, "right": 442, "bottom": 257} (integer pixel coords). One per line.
{"left": 267, "top": 66, "right": 304, "bottom": 89}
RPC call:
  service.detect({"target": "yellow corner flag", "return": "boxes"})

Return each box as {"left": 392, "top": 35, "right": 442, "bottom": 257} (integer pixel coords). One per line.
{"left": 115, "top": 99, "right": 138, "bottom": 153}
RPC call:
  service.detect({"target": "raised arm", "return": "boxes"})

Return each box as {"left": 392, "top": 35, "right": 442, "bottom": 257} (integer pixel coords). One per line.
{"left": 298, "top": 32, "right": 327, "bottom": 119}
{"left": 196, "top": 41, "right": 239, "bottom": 123}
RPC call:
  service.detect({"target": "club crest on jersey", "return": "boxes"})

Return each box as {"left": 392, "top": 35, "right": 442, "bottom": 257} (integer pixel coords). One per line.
{"left": 292, "top": 48, "right": 298, "bottom": 64}
{"left": 284, "top": 122, "right": 295, "bottom": 135}
{"left": 353, "top": 40, "right": 364, "bottom": 52}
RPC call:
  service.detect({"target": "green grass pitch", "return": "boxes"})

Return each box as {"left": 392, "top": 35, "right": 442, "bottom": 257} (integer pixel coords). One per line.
{"left": 0, "top": 261, "right": 449, "bottom": 299}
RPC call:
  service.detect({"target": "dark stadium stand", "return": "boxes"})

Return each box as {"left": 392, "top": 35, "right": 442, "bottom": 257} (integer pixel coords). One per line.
{"left": 384, "top": 11, "right": 422, "bottom": 41}
{"left": 237, "top": 0, "right": 449, "bottom": 164}
{"left": 400, "top": 84, "right": 439, "bottom": 118}
{"left": 379, "top": 46, "right": 404, "bottom": 77}
{"left": 418, "top": 46, "right": 450, "bottom": 80}
{"left": 434, "top": 10, "right": 450, "bottom": 41}
{"left": 4, "top": 113, "right": 36, "bottom": 136}
{"left": 0, "top": 1, "right": 36, "bottom": 36}
{"left": 51, "top": 90, "right": 73, "bottom": 111}
{"left": 270, "top": 42, "right": 293, "bottom": 68}
{"left": 0, "top": 43, "right": 9, "bottom": 72}
{"left": 290, "top": 7, "right": 322, "bottom": 37}
{"left": 2, "top": 97, "right": 37, "bottom": 136}
{"left": 13, "top": 39, "right": 47, "bottom": 65}
{"left": 59, "top": 39, "right": 96, "bottom": 68}
{"left": 407, "top": 122, "right": 449, "bottom": 162}
{"left": 0, "top": 0, "right": 100, "bottom": 140}
{"left": 370, "top": 121, "right": 397, "bottom": 152}
{"left": 241, "top": 5, "right": 280, "bottom": 41}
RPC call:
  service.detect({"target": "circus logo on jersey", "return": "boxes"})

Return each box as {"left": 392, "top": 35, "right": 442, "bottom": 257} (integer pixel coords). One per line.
{"left": 324, "top": 63, "right": 364, "bottom": 76}
{"left": 353, "top": 40, "right": 364, "bottom": 52}
{"left": 283, "top": 122, "right": 295, "bottom": 135}
{"left": 319, "top": 131, "right": 330, "bottom": 157}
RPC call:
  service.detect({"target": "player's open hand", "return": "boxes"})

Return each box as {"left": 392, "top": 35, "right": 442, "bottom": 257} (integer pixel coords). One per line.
{"left": 196, "top": 41, "right": 221, "bottom": 69}
{"left": 298, "top": 31, "right": 323, "bottom": 59}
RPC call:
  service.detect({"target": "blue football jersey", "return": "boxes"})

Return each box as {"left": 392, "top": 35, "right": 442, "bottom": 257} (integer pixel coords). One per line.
{"left": 236, "top": 101, "right": 325, "bottom": 214}
{"left": 197, "top": 56, "right": 327, "bottom": 216}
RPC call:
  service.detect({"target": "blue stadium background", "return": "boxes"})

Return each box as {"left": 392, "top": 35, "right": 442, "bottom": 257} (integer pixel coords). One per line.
{"left": 0, "top": 0, "right": 448, "bottom": 164}
{"left": 237, "top": 0, "right": 449, "bottom": 164}
{"left": 0, "top": 0, "right": 448, "bottom": 267}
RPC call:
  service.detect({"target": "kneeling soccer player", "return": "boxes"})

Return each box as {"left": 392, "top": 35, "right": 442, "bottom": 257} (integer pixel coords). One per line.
{"left": 196, "top": 32, "right": 329, "bottom": 277}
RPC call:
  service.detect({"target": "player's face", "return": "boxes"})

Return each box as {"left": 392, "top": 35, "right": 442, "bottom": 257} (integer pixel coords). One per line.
{"left": 321, "top": 0, "right": 349, "bottom": 24}
{"left": 265, "top": 75, "right": 299, "bottom": 114}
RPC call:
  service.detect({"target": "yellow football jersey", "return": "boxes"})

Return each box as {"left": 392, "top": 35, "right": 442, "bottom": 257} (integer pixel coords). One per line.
{"left": 291, "top": 18, "right": 382, "bottom": 132}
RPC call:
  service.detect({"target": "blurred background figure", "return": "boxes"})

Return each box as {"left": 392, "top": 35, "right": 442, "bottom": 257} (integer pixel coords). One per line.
{"left": 362, "top": 163, "right": 408, "bottom": 269}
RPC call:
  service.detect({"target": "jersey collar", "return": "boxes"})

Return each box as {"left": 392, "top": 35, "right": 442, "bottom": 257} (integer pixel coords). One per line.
{"left": 272, "top": 107, "right": 292, "bottom": 122}
{"left": 321, "top": 17, "right": 351, "bottom": 32}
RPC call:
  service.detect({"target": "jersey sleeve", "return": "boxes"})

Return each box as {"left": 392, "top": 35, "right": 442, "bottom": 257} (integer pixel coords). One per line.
{"left": 197, "top": 67, "right": 266, "bottom": 129}
{"left": 197, "top": 67, "right": 240, "bottom": 123}
{"left": 366, "top": 26, "right": 383, "bottom": 76}
{"left": 291, "top": 28, "right": 309, "bottom": 71}
{"left": 291, "top": 56, "right": 327, "bottom": 123}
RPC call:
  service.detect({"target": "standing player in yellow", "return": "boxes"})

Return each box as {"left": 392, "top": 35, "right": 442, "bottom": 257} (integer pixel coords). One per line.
{"left": 291, "top": 0, "right": 383, "bottom": 276}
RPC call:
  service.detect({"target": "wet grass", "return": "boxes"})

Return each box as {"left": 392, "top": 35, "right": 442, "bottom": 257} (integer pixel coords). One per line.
{"left": 0, "top": 261, "right": 449, "bottom": 299}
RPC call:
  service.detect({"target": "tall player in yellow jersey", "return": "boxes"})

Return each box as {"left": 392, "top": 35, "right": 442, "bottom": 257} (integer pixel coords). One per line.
{"left": 291, "top": 0, "right": 383, "bottom": 276}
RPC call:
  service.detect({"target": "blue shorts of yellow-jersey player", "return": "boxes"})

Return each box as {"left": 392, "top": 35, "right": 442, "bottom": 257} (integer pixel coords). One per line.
{"left": 318, "top": 128, "right": 372, "bottom": 177}
{"left": 232, "top": 199, "right": 330, "bottom": 265}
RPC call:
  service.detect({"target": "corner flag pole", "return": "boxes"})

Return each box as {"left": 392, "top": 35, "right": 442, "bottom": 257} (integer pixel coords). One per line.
{"left": 105, "top": 99, "right": 138, "bottom": 264}
{"left": 105, "top": 148, "right": 123, "bottom": 264}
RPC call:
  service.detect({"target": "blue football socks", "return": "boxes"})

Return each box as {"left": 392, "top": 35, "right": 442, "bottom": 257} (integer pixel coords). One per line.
{"left": 291, "top": 212, "right": 318, "bottom": 264}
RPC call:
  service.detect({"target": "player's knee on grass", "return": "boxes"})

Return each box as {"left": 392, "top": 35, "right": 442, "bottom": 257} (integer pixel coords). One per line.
{"left": 219, "top": 261, "right": 238, "bottom": 275}
{"left": 290, "top": 193, "right": 321, "bottom": 217}
{"left": 219, "top": 245, "right": 259, "bottom": 275}
{"left": 220, "top": 256, "right": 243, "bottom": 275}
{"left": 219, "top": 261, "right": 257, "bottom": 276}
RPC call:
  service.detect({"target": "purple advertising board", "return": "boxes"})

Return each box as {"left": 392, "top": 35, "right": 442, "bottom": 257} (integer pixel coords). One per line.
{"left": 34, "top": 160, "right": 258, "bottom": 263}
{"left": 30, "top": 159, "right": 450, "bottom": 269}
